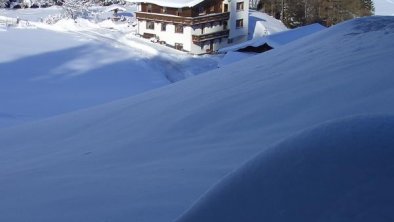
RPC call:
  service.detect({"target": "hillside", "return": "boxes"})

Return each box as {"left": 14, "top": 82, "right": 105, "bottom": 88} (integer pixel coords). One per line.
{"left": 0, "top": 16, "right": 394, "bottom": 222}
{"left": 0, "top": 10, "right": 218, "bottom": 128}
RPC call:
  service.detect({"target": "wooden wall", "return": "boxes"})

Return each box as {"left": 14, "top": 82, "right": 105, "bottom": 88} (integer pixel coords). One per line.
{"left": 140, "top": 0, "right": 224, "bottom": 17}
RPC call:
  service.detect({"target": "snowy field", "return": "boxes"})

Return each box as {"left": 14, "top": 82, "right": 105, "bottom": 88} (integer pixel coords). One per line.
{"left": 0, "top": 6, "right": 220, "bottom": 128}
{"left": 0, "top": 7, "right": 289, "bottom": 128}
{"left": 0, "top": 14, "right": 393, "bottom": 222}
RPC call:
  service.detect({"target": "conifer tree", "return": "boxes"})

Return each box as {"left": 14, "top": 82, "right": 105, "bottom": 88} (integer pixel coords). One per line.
{"left": 257, "top": 0, "right": 375, "bottom": 27}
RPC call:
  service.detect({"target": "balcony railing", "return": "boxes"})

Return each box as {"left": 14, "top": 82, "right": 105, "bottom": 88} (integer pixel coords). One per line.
{"left": 192, "top": 30, "right": 230, "bottom": 43}
{"left": 135, "top": 12, "right": 230, "bottom": 26}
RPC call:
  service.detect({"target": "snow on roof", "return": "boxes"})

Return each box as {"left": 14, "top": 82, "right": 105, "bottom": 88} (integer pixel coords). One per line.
{"left": 220, "top": 23, "right": 326, "bottom": 52}
{"left": 104, "top": 5, "right": 127, "bottom": 12}
{"left": 125, "top": 0, "right": 205, "bottom": 8}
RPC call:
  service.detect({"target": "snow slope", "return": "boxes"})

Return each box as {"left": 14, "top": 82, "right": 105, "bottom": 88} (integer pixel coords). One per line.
{"left": 0, "top": 16, "right": 218, "bottom": 128}
{"left": 0, "top": 16, "right": 394, "bottom": 222}
{"left": 177, "top": 115, "right": 394, "bottom": 222}
{"left": 0, "top": 28, "right": 170, "bottom": 127}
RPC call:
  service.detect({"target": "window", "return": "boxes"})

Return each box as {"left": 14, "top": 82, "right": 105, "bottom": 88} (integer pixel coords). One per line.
{"left": 177, "top": 8, "right": 182, "bottom": 16}
{"left": 147, "top": 4, "right": 152, "bottom": 12}
{"left": 162, "top": 7, "right": 167, "bottom": 13}
{"left": 223, "top": 3, "right": 228, "bottom": 12}
{"left": 175, "top": 24, "right": 183, "bottom": 33}
{"left": 161, "top": 23, "right": 167, "bottom": 31}
{"left": 209, "top": 5, "right": 215, "bottom": 13}
{"left": 198, "top": 6, "right": 205, "bottom": 15}
{"left": 175, "top": 43, "right": 183, "bottom": 51}
{"left": 146, "top": 21, "right": 155, "bottom": 30}
{"left": 236, "top": 19, "right": 243, "bottom": 28}
{"left": 236, "top": 2, "right": 244, "bottom": 11}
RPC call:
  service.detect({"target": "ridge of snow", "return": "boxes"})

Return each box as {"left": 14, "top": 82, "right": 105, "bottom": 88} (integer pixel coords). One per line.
{"left": 176, "top": 115, "right": 394, "bottom": 222}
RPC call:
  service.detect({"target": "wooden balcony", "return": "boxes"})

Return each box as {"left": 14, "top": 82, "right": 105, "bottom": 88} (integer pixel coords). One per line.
{"left": 192, "top": 30, "right": 230, "bottom": 43}
{"left": 135, "top": 12, "right": 230, "bottom": 26}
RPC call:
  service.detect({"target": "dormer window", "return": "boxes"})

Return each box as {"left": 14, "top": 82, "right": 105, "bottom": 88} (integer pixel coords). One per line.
{"left": 177, "top": 8, "right": 182, "bottom": 16}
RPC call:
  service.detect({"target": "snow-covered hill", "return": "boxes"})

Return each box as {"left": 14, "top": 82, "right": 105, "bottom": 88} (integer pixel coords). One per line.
{"left": 176, "top": 115, "right": 394, "bottom": 222}
{"left": 0, "top": 16, "right": 394, "bottom": 222}
{"left": 0, "top": 14, "right": 218, "bottom": 128}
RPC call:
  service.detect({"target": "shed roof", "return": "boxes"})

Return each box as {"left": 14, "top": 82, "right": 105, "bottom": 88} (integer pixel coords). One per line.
{"left": 125, "top": 0, "right": 205, "bottom": 8}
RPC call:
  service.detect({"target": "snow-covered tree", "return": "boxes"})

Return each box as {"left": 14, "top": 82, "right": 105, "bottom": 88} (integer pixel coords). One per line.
{"left": 21, "top": 0, "right": 31, "bottom": 8}
{"left": 0, "top": 0, "right": 10, "bottom": 8}
{"left": 62, "top": 0, "right": 93, "bottom": 19}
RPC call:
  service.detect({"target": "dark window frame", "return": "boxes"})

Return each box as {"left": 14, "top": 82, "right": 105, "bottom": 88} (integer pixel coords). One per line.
{"left": 161, "top": 23, "right": 167, "bottom": 31}
{"left": 236, "top": 19, "right": 243, "bottom": 28}
{"left": 236, "top": 2, "right": 244, "bottom": 11}
{"left": 146, "top": 21, "right": 155, "bottom": 30}
{"left": 175, "top": 24, "right": 184, "bottom": 33}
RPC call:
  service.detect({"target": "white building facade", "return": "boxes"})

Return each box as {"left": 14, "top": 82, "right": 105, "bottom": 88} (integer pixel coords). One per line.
{"left": 127, "top": 0, "right": 249, "bottom": 54}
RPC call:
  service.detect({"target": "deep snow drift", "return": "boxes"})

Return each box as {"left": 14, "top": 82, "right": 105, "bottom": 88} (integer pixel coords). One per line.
{"left": 177, "top": 115, "right": 394, "bottom": 222}
{"left": 0, "top": 16, "right": 394, "bottom": 222}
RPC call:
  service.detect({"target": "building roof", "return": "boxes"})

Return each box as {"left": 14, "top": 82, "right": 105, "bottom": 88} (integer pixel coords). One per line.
{"left": 220, "top": 23, "right": 326, "bottom": 52}
{"left": 125, "top": 0, "right": 205, "bottom": 8}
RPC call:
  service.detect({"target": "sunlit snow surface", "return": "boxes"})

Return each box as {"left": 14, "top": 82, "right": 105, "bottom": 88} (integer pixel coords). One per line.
{"left": 0, "top": 16, "right": 393, "bottom": 222}
{"left": 177, "top": 115, "right": 394, "bottom": 222}
{"left": 0, "top": 7, "right": 219, "bottom": 128}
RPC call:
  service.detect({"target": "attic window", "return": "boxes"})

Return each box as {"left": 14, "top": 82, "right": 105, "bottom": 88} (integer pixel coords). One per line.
{"left": 177, "top": 8, "right": 182, "bottom": 16}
